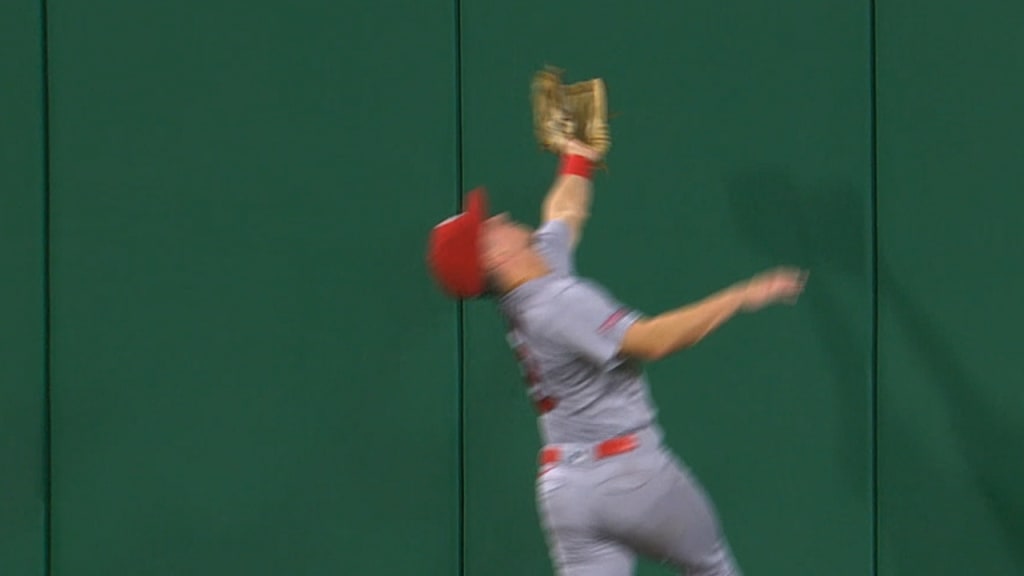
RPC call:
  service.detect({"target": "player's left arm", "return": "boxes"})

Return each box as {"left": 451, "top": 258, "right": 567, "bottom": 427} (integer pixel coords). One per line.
{"left": 541, "top": 175, "right": 591, "bottom": 249}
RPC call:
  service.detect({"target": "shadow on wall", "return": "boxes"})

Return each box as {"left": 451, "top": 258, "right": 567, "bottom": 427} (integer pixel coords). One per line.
{"left": 724, "top": 168, "right": 870, "bottom": 494}
{"left": 879, "top": 269, "right": 1024, "bottom": 569}
{"left": 724, "top": 168, "right": 1024, "bottom": 568}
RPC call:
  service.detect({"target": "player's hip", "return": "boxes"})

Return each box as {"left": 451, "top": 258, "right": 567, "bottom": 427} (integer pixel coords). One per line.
{"left": 534, "top": 425, "right": 673, "bottom": 498}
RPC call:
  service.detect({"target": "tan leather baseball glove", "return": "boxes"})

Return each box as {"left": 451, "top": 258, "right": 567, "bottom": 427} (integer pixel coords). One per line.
{"left": 531, "top": 66, "right": 611, "bottom": 157}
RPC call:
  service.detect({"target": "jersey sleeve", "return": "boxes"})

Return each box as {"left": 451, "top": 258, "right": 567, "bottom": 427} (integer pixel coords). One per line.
{"left": 533, "top": 219, "right": 575, "bottom": 276}
{"left": 548, "top": 282, "right": 643, "bottom": 370}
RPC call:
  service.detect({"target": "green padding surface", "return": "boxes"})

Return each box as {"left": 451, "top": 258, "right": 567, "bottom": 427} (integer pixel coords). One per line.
{"left": 876, "top": 0, "right": 1024, "bottom": 573}
{"left": 0, "top": 0, "right": 47, "bottom": 574}
{"left": 47, "top": 1, "right": 459, "bottom": 574}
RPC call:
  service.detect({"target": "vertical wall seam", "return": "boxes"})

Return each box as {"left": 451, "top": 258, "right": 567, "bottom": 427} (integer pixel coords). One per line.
{"left": 39, "top": 0, "right": 53, "bottom": 574}
{"left": 453, "top": 0, "right": 465, "bottom": 574}
{"left": 869, "top": 0, "right": 880, "bottom": 573}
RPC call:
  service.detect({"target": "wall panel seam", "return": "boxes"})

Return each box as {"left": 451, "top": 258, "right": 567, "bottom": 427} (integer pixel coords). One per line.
{"left": 453, "top": 0, "right": 465, "bottom": 574}
{"left": 869, "top": 0, "right": 880, "bottom": 573}
{"left": 39, "top": 0, "right": 53, "bottom": 575}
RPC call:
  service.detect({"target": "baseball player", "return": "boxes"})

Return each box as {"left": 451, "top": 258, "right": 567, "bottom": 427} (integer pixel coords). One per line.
{"left": 426, "top": 69, "right": 807, "bottom": 576}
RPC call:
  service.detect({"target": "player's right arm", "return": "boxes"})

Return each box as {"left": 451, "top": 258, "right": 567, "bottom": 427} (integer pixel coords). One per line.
{"left": 619, "top": 267, "right": 808, "bottom": 361}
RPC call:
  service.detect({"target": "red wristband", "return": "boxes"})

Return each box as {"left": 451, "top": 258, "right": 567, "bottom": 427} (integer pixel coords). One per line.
{"left": 558, "top": 154, "right": 594, "bottom": 180}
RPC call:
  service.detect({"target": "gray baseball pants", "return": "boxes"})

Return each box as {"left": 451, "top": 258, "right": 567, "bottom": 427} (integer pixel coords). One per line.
{"left": 535, "top": 427, "right": 742, "bottom": 576}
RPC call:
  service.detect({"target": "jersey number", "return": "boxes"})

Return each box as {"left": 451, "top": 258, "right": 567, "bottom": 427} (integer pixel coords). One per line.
{"left": 511, "top": 339, "right": 557, "bottom": 415}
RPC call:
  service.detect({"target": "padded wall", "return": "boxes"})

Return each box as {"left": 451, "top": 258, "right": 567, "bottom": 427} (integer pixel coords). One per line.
{"left": 45, "top": 1, "right": 459, "bottom": 574}
{"left": 0, "top": 1, "right": 47, "bottom": 574}
{"left": 460, "top": 1, "right": 873, "bottom": 574}
{"left": 9, "top": 1, "right": 1023, "bottom": 574}
{"left": 876, "top": 0, "right": 1024, "bottom": 574}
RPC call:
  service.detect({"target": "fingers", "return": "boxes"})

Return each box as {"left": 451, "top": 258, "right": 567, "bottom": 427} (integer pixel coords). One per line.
{"left": 770, "top": 267, "right": 809, "bottom": 286}
{"left": 740, "top": 267, "right": 810, "bottom": 311}
{"left": 764, "top": 267, "right": 809, "bottom": 305}
{"left": 785, "top": 270, "right": 809, "bottom": 303}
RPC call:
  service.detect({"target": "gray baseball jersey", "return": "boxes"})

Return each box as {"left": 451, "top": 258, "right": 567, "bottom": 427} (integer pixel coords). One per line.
{"left": 497, "top": 219, "right": 658, "bottom": 445}
{"left": 496, "top": 219, "right": 743, "bottom": 576}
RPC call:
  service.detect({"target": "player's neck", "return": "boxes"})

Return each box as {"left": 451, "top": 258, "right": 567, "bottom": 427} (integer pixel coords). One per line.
{"left": 498, "top": 254, "right": 551, "bottom": 294}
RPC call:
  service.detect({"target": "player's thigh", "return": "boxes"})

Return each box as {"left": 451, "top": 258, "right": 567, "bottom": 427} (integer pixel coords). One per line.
{"left": 536, "top": 466, "right": 637, "bottom": 576}
{"left": 544, "top": 532, "right": 636, "bottom": 576}
{"left": 649, "top": 454, "right": 742, "bottom": 576}
{"left": 598, "top": 449, "right": 742, "bottom": 576}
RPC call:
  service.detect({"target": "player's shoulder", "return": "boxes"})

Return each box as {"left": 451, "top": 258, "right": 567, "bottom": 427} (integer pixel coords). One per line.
{"left": 554, "top": 276, "right": 615, "bottom": 302}
{"left": 532, "top": 217, "right": 573, "bottom": 249}
{"left": 532, "top": 277, "right": 609, "bottom": 322}
{"left": 509, "top": 275, "right": 610, "bottom": 322}
{"left": 536, "top": 217, "right": 572, "bottom": 237}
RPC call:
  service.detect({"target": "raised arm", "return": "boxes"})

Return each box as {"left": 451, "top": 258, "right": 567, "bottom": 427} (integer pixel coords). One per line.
{"left": 541, "top": 140, "right": 602, "bottom": 249}
{"left": 620, "top": 267, "right": 809, "bottom": 361}
{"left": 542, "top": 173, "right": 591, "bottom": 249}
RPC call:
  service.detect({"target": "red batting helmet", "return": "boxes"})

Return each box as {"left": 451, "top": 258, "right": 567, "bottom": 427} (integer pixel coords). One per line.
{"left": 426, "top": 188, "right": 489, "bottom": 298}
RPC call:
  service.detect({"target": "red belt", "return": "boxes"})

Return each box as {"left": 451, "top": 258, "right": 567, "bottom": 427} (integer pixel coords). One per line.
{"left": 539, "top": 433, "right": 639, "bottom": 466}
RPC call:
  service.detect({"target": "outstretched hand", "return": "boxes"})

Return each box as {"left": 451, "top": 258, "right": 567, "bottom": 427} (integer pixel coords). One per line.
{"left": 740, "top": 267, "right": 809, "bottom": 311}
